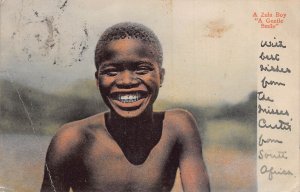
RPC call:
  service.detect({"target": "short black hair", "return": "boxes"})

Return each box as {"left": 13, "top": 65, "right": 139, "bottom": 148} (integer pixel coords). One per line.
{"left": 94, "top": 22, "right": 163, "bottom": 70}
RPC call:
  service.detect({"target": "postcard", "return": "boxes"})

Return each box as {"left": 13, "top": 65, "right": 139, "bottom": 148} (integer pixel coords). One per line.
{"left": 0, "top": 0, "right": 298, "bottom": 191}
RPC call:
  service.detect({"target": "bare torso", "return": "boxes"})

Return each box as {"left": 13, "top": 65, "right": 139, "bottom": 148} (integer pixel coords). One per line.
{"left": 41, "top": 109, "right": 209, "bottom": 192}
{"left": 53, "top": 111, "right": 179, "bottom": 192}
{"left": 72, "top": 112, "right": 178, "bottom": 192}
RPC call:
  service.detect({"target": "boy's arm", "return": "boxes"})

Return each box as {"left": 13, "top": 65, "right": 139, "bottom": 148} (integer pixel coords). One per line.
{"left": 175, "top": 110, "right": 210, "bottom": 192}
{"left": 41, "top": 125, "right": 84, "bottom": 192}
{"left": 40, "top": 156, "right": 70, "bottom": 192}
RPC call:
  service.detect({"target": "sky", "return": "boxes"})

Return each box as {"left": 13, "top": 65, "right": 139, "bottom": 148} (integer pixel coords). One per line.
{"left": 0, "top": 0, "right": 262, "bottom": 106}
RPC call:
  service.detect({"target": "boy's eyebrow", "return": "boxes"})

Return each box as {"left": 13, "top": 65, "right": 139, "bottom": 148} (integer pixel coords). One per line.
{"left": 100, "top": 61, "right": 154, "bottom": 68}
{"left": 100, "top": 63, "right": 118, "bottom": 68}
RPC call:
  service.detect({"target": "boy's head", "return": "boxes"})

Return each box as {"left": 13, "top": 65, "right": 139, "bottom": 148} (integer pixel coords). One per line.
{"left": 94, "top": 22, "right": 165, "bottom": 118}
{"left": 95, "top": 22, "right": 163, "bottom": 70}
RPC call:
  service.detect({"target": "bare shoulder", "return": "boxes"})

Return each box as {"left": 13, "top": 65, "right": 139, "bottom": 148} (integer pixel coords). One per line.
{"left": 165, "top": 108, "right": 198, "bottom": 129}
{"left": 164, "top": 108, "right": 201, "bottom": 141}
{"left": 165, "top": 108, "right": 195, "bottom": 119}
{"left": 46, "top": 112, "right": 106, "bottom": 162}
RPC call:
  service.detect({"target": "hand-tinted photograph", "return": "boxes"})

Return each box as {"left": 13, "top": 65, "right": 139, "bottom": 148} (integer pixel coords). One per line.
{"left": 0, "top": 1, "right": 257, "bottom": 191}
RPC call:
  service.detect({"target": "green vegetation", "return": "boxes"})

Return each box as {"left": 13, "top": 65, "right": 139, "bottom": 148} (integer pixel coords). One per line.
{"left": 0, "top": 79, "right": 107, "bottom": 134}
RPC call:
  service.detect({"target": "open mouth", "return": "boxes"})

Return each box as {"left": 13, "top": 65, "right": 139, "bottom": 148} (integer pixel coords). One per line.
{"left": 110, "top": 91, "right": 148, "bottom": 104}
{"left": 107, "top": 89, "right": 153, "bottom": 117}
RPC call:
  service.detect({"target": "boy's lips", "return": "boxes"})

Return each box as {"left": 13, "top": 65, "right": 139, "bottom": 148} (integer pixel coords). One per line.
{"left": 109, "top": 90, "right": 149, "bottom": 110}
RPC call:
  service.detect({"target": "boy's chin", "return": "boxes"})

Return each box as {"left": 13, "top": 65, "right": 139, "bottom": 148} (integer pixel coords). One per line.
{"left": 110, "top": 107, "right": 148, "bottom": 118}
{"left": 117, "top": 111, "right": 142, "bottom": 118}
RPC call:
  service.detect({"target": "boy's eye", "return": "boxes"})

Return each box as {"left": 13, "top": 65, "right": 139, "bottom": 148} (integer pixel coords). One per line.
{"left": 106, "top": 71, "right": 118, "bottom": 76}
{"left": 136, "top": 66, "right": 153, "bottom": 75}
{"left": 100, "top": 69, "right": 119, "bottom": 76}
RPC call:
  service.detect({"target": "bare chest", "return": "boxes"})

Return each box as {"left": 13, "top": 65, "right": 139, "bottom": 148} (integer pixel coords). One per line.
{"left": 78, "top": 129, "right": 179, "bottom": 191}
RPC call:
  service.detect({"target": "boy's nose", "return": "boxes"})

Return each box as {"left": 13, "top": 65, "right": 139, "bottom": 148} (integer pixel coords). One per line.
{"left": 116, "top": 70, "right": 139, "bottom": 88}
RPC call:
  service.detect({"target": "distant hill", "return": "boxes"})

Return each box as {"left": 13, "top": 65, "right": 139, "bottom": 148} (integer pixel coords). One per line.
{"left": 214, "top": 91, "right": 257, "bottom": 124}
{"left": 0, "top": 79, "right": 256, "bottom": 135}
{"left": 0, "top": 79, "right": 106, "bottom": 134}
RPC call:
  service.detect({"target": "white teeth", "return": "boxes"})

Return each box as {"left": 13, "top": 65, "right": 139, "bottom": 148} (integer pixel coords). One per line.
{"left": 117, "top": 93, "right": 141, "bottom": 103}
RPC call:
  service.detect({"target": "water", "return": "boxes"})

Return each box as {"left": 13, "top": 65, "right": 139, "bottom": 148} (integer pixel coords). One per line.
{"left": 0, "top": 134, "right": 52, "bottom": 192}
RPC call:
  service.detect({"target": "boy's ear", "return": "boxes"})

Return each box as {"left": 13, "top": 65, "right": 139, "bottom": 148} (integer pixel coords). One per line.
{"left": 95, "top": 71, "right": 99, "bottom": 87}
{"left": 160, "top": 68, "right": 165, "bottom": 86}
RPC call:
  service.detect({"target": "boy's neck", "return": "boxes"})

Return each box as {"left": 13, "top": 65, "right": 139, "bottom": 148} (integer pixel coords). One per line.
{"left": 107, "top": 107, "right": 154, "bottom": 130}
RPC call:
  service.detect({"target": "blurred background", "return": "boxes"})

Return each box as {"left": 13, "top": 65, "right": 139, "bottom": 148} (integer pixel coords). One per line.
{"left": 0, "top": 78, "right": 256, "bottom": 192}
{"left": 0, "top": 0, "right": 257, "bottom": 191}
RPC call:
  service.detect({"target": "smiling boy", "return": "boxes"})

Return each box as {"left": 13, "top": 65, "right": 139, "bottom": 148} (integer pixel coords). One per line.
{"left": 41, "top": 22, "right": 210, "bottom": 192}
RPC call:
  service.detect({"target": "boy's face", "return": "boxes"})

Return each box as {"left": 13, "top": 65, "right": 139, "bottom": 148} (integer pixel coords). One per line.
{"left": 96, "top": 38, "right": 164, "bottom": 118}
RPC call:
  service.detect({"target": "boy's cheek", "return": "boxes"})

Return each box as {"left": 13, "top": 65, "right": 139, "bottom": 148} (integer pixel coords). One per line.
{"left": 98, "top": 76, "right": 113, "bottom": 87}
{"left": 144, "top": 71, "right": 160, "bottom": 81}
